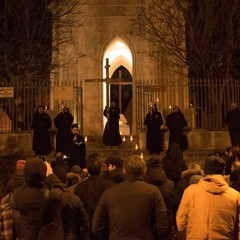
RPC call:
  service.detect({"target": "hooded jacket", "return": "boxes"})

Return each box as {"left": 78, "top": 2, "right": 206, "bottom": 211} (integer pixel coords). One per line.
{"left": 176, "top": 175, "right": 240, "bottom": 240}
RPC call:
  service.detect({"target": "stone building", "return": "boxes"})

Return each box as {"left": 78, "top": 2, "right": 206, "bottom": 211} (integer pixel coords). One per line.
{"left": 51, "top": 0, "right": 187, "bottom": 138}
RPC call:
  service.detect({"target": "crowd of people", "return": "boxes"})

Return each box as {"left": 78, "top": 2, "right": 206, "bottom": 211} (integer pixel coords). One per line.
{"left": 1, "top": 102, "right": 240, "bottom": 239}
{"left": 0, "top": 142, "right": 240, "bottom": 239}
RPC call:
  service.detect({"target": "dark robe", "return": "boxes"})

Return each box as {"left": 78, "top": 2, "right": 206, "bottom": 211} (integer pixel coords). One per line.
{"left": 103, "top": 106, "right": 122, "bottom": 146}
{"left": 144, "top": 110, "right": 163, "bottom": 154}
{"left": 54, "top": 112, "right": 74, "bottom": 154}
{"left": 166, "top": 111, "right": 187, "bottom": 151}
{"left": 31, "top": 112, "right": 52, "bottom": 155}
{"left": 68, "top": 133, "right": 86, "bottom": 169}
{"left": 225, "top": 108, "right": 240, "bottom": 146}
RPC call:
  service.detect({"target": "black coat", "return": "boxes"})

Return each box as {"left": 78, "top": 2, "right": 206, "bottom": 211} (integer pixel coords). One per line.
{"left": 54, "top": 112, "right": 74, "bottom": 153}
{"left": 166, "top": 111, "right": 187, "bottom": 151}
{"left": 92, "top": 176, "right": 170, "bottom": 240}
{"left": 144, "top": 110, "right": 163, "bottom": 154}
{"left": 31, "top": 112, "right": 52, "bottom": 155}
{"left": 68, "top": 133, "right": 86, "bottom": 168}
{"left": 103, "top": 106, "right": 122, "bottom": 146}
{"left": 61, "top": 193, "right": 90, "bottom": 240}
{"left": 145, "top": 161, "right": 175, "bottom": 240}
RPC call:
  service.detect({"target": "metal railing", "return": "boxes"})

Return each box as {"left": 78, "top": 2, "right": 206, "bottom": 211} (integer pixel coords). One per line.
{"left": 0, "top": 80, "right": 83, "bottom": 132}
{"left": 136, "top": 78, "right": 240, "bottom": 130}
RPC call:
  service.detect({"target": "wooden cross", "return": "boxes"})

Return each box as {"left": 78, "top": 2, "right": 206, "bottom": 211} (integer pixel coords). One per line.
{"left": 85, "top": 58, "right": 111, "bottom": 106}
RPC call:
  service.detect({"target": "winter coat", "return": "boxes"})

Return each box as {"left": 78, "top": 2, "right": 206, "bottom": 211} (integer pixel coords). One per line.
{"left": 101, "top": 169, "right": 124, "bottom": 184}
{"left": 61, "top": 193, "right": 90, "bottom": 240}
{"left": 176, "top": 175, "right": 240, "bottom": 240}
{"left": 145, "top": 161, "right": 175, "bottom": 240}
{"left": 13, "top": 159, "right": 70, "bottom": 240}
{"left": 74, "top": 175, "right": 114, "bottom": 225}
{"left": 92, "top": 176, "right": 170, "bottom": 240}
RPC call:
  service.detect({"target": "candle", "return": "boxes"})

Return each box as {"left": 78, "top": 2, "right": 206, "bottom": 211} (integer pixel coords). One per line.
{"left": 122, "top": 136, "right": 126, "bottom": 142}
{"left": 130, "top": 135, "right": 133, "bottom": 141}
{"left": 169, "top": 105, "right": 172, "bottom": 109}
{"left": 140, "top": 153, "right": 143, "bottom": 159}
{"left": 84, "top": 136, "right": 88, "bottom": 142}
{"left": 135, "top": 144, "right": 139, "bottom": 150}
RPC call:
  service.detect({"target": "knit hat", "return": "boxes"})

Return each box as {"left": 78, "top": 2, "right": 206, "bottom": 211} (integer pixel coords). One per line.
{"left": 16, "top": 160, "right": 26, "bottom": 170}
{"left": 203, "top": 156, "right": 226, "bottom": 175}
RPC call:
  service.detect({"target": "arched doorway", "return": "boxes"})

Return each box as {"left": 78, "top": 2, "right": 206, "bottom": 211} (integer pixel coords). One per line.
{"left": 110, "top": 66, "right": 132, "bottom": 133}
{"left": 103, "top": 38, "right": 133, "bottom": 135}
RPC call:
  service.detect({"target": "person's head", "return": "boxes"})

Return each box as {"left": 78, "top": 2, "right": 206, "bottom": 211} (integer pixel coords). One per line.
{"left": 24, "top": 158, "right": 47, "bottom": 187}
{"left": 110, "top": 101, "right": 116, "bottom": 107}
{"left": 61, "top": 106, "right": 69, "bottom": 114}
{"left": 231, "top": 161, "right": 240, "bottom": 172}
{"left": 71, "top": 124, "right": 79, "bottom": 135}
{"left": 86, "top": 154, "right": 101, "bottom": 176}
{"left": 37, "top": 105, "right": 45, "bottom": 114}
{"left": 230, "top": 102, "right": 238, "bottom": 110}
{"left": 16, "top": 159, "right": 26, "bottom": 170}
{"left": 123, "top": 154, "right": 146, "bottom": 177}
{"left": 203, "top": 155, "right": 226, "bottom": 175}
{"left": 229, "top": 146, "right": 240, "bottom": 157}
{"left": 181, "top": 163, "right": 204, "bottom": 179}
{"left": 105, "top": 157, "right": 123, "bottom": 171}
{"left": 166, "top": 143, "right": 183, "bottom": 160}
{"left": 173, "top": 106, "right": 180, "bottom": 113}
{"left": 53, "top": 166, "right": 68, "bottom": 185}
{"left": 55, "top": 152, "right": 64, "bottom": 162}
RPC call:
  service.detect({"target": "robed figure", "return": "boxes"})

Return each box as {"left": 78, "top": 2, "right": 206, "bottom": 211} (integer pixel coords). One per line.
{"left": 31, "top": 105, "right": 52, "bottom": 156}
{"left": 166, "top": 106, "right": 188, "bottom": 151}
{"left": 54, "top": 106, "right": 74, "bottom": 154}
{"left": 103, "top": 101, "right": 122, "bottom": 146}
{"left": 68, "top": 124, "right": 86, "bottom": 169}
{"left": 144, "top": 104, "right": 163, "bottom": 154}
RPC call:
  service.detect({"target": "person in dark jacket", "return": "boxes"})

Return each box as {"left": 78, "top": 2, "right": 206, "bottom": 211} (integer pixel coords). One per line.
{"left": 13, "top": 158, "right": 71, "bottom": 240}
{"left": 54, "top": 106, "right": 74, "bottom": 154}
{"left": 225, "top": 102, "right": 240, "bottom": 146}
{"left": 31, "top": 105, "right": 52, "bottom": 156}
{"left": 166, "top": 106, "right": 188, "bottom": 151}
{"left": 68, "top": 124, "right": 86, "bottom": 169}
{"left": 92, "top": 154, "right": 169, "bottom": 240}
{"left": 51, "top": 151, "right": 70, "bottom": 173}
{"left": 6, "top": 159, "right": 26, "bottom": 194}
{"left": 224, "top": 145, "right": 240, "bottom": 175}
{"left": 74, "top": 154, "right": 114, "bottom": 239}
{"left": 145, "top": 155, "right": 175, "bottom": 240}
{"left": 144, "top": 103, "right": 163, "bottom": 154}
{"left": 103, "top": 101, "right": 122, "bottom": 146}
{"left": 161, "top": 143, "right": 187, "bottom": 186}
{"left": 101, "top": 156, "right": 124, "bottom": 183}
{"left": 53, "top": 166, "right": 90, "bottom": 240}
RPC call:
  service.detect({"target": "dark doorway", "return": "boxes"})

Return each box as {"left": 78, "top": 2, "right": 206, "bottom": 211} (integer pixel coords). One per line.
{"left": 110, "top": 66, "right": 132, "bottom": 132}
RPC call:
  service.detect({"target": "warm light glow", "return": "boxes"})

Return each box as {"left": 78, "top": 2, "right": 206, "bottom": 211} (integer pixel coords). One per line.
{"left": 130, "top": 135, "right": 133, "bottom": 141}
{"left": 135, "top": 144, "right": 139, "bottom": 150}
{"left": 140, "top": 153, "right": 143, "bottom": 159}
{"left": 84, "top": 136, "right": 88, "bottom": 142}
{"left": 120, "top": 131, "right": 122, "bottom": 135}
{"left": 122, "top": 136, "right": 126, "bottom": 142}
{"left": 156, "top": 98, "right": 159, "bottom": 102}
{"left": 169, "top": 105, "right": 172, "bottom": 109}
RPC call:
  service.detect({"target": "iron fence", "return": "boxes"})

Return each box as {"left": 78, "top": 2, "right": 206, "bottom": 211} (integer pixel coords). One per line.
{"left": 136, "top": 78, "right": 240, "bottom": 130}
{"left": 0, "top": 80, "right": 83, "bottom": 133}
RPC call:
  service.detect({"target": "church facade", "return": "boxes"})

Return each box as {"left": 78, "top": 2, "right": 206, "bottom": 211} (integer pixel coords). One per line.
{"left": 52, "top": 0, "right": 188, "bottom": 137}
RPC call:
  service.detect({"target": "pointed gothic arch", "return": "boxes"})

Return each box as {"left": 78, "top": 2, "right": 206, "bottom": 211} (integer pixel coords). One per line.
{"left": 100, "top": 33, "right": 135, "bottom": 135}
